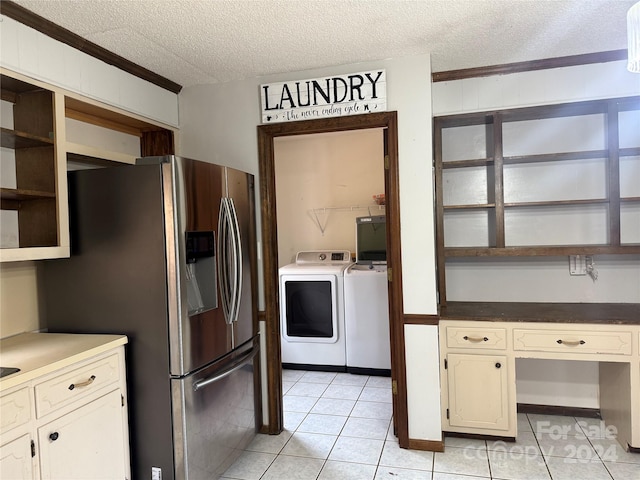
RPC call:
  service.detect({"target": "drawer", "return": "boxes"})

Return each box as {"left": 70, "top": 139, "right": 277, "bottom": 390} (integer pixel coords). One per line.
{"left": 34, "top": 353, "right": 120, "bottom": 418}
{"left": 0, "top": 387, "right": 31, "bottom": 432}
{"left": 446, "top": 326, "right": 507, "bottom": 350}
{"left": 513, "top": 329, "right": 632, "bottom": 355}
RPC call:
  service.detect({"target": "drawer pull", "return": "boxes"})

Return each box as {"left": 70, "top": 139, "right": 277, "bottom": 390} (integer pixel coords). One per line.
{"left": 495, "top": 362, "right": 502, "bottom": 369}
{"left": 68, "top": 375, "right": 96, "bottom": 391}
{"left": 463, "top": 336, "right": 489, "bottom": 342}
{"left": 49, "top": 432, "right": 59, "bottom": 442}
{"left": 556, "top": 339, "right": 586, "bottom": 346}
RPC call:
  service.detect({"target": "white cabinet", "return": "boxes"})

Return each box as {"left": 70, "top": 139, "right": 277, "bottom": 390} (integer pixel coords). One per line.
{"left": 446, "top": 353, "right": 511, "bottom": 432}
{"left": 440, "top": 322, "right": 516, "bottom": 437}
{"left": 439, "top": 316, "right": 640, "bottom": 450}
{"left": 0, "top": 434, "right": 35, "bottom": 480}
{"left": 0, "top": 333, "right": 130, "bottom": 480}
{"left": 0, "top": 70, "right": 68, "bottom": 261}
{"left": 0, "top": 67, "right": 176, "bottom": 263}
{"left": 37, "top": 390, "right": 127, "bottom": 480}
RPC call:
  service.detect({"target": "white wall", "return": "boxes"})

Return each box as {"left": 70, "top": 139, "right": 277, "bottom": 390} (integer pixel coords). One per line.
{"left": 433, "top": 60, "right": 640, "bottom": 409}
{"left": 179, "top": 54, "right": 442, "bottom": 441}
{"left": 432, "top": 60, "right": 640, "bottom": 115}
{"left": 274, "top": 129, "right": 385, "bottom": 266}
{"left": 0, "top": 16, "right": 179, "bottom": 127}
{"left": 0, "top": 262, "right": 40, "bottom": 338}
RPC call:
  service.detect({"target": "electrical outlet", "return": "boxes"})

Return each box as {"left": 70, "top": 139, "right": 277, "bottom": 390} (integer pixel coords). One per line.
{"left": 569, "top": 255, "right": 587, "bottom": 275}
{"left": 152, "top": 467, "right": 162, "bottom": 480}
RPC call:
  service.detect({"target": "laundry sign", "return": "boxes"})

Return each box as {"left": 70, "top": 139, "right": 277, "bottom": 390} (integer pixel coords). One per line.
{"left": 260, "top": 70, "right": 386, "bottom": 123}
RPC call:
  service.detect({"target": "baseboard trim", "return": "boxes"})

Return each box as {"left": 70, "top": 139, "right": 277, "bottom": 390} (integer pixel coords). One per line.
{"left": 259, "top": 425, "right": 271, "bottom": 435}
{"left": 444, "top": 432, "right": 516, "bottom": 442}
{"left": 517, "top": 403, "right": 601, "bottom": 419}
{"left": 407, "top": 438, "right": 445, "bottom": 452}
{"left": 346, "top": 366, "right": 391, "bottom": 377}
{"left": 281, "top": 363, "right": 347, "bottom": 373}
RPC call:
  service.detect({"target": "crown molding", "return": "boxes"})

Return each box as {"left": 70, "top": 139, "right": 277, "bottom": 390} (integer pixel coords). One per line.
{"left": 1, "top": 0, "right": 182, "bottom": 94}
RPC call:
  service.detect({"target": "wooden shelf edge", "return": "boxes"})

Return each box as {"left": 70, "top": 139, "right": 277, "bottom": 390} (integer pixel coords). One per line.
{"left": 439, "top": 301, "right": 640, "bottom": 323}
{"left": 65, "top": 142, "right": 137, "bottom": 165}
{"left": 442, "top": 158, "right": 494, "bottom": 169}
{"left": 444, "top": 204, "right": 495, "bottom": 210}
{"left": 620, "top": 147, "right": 640, "bottom": 157}
{"left": 444, "top": 246, "right": 640, "bottom": 257}
{"left": 0, "top": 245, "right": 70, "bottom": 263}
{"left": 445, "top": 199, "right": 611, "bottom": 210}
{"left": 503, "top": 199, "right": 609, "bottom": 208}
{"left": 1, "top": 187, "right": 56, "bottom": 201}
{"left": 1, "top": 127, "right": 54, "bottom": 149}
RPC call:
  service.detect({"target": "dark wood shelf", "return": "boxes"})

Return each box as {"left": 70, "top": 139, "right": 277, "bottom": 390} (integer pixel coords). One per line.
{"left": 444, "top": 199, "right": 609, "bottom": 210}
{"left": 444, "top": 245, "right": 640, "bottom": 257}
{"left": 504, "top": 150, "right": 608, "bottom": 165}
{"left": 444, "top": 203, "right": 495, "bottom": 210}
{"left": 1, "top": 187, "right": 56, "bottom": 201}
{"left": 503, "top": 198, "right": 609, "bottom": 208}
{"left": 1, "top": 128, "right": 53, "bottom": 149}
{"left": 620, "top": 147, "right": 640, "bottom": 157}
{"left": 443, "top": 149, "right": 613, "bottom": 170}
{"left": 440, "top": 301, "right": 640, "bottom": 325}
{"left": 442, "top": 158, "right": 494, "bottom": 169}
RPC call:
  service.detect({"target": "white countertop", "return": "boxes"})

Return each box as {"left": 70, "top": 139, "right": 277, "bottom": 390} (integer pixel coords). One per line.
{"left": 0, "top": 332, "right": 128, "bottom": 391}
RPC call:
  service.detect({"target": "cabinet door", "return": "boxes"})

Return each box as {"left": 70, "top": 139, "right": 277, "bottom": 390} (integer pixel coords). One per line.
{"left": 0, "top": 433, "right": 36, "bottom": 480}
{"left": 37, "top": 390, "right": 126, "bottom": 480}
{"left": 447, "top": 353, "right": 510, "bottom": 431}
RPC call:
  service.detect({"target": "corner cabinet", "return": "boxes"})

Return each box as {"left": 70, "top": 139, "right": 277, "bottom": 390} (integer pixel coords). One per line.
{"left": 0, "top": 68, "right": 175, "bottom": 263}
{"left": 0, "top": 333, "right": 130, "bottom": 480}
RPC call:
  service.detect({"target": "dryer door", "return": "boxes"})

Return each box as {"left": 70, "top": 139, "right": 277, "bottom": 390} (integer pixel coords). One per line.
{"left": 280, "top": 274, "right": 339, "bottom": 344}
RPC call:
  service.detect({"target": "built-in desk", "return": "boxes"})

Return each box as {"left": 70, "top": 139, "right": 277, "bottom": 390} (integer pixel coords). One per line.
{"left": 438, "top": 302, "right": 640, "bottom": 451}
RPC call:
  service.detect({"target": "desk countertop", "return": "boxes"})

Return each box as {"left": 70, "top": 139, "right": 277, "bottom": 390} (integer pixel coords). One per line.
{"left": 439, "top": 302, "right": 640, "bottom": 325}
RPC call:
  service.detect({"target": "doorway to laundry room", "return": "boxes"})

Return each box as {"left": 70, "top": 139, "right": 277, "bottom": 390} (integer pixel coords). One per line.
{"left": 257, "top": 112, "right": 409, "bottom": 447}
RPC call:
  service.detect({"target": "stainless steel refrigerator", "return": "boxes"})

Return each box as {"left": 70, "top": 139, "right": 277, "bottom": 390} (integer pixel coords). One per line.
{"left": 43, "top": 155, "right": 260, "bottom": 480}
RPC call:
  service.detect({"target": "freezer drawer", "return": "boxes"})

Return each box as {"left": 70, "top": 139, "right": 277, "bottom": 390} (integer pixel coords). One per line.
{"left": 170, "top": 338, "right": 259, "bottom": 480}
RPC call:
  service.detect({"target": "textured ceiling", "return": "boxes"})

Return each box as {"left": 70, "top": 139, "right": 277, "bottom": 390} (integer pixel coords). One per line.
{"left": 10, "top": 0, "right": 636, "bottom": 88}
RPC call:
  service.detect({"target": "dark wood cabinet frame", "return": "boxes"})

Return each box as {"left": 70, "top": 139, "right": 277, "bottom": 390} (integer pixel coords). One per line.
{"left": 257, "top": 112, "right": 412, "bottom": 447}
{"left": 434, "top": 96, "right": 640, "bottom": 306}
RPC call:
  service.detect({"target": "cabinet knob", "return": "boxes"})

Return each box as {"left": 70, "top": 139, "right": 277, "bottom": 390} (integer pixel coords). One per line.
{"left": 49, "top": 432, "right": 59, "bottom": 442}
{"left": 495, "top": 362, "right": 501, "bottom": 369}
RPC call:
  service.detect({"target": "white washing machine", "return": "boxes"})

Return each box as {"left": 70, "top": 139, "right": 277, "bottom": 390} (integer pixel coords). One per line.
{"left": 344, "top": 264, "right": 391, "bottom": 374}
{"left": 279, "top": 250, "right": 353, "bottom": 370}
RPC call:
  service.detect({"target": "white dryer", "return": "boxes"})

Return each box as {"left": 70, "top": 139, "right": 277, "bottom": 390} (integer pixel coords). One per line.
{"left": 279, "top": 250, "right": 353, "bottom": 370}
{"left": 344, "top": 264, "right": 391, "bottom": 375}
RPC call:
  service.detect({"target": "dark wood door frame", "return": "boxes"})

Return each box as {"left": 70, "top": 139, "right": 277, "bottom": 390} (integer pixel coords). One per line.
{"left": 257, "top": 111, "right": 410, "bottom": 447}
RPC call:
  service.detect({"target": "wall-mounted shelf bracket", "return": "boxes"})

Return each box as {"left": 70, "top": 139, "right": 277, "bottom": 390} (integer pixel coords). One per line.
{"left": 309, "top": 204, "right": 385, "bottom": 235}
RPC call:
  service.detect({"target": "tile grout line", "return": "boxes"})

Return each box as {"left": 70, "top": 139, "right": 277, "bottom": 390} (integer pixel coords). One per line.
{"left": 526, "top": 413, "right": 555, "bottom": 480}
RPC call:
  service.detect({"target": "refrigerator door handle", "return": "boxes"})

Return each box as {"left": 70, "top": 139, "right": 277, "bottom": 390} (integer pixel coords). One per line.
{"left": 192, "top": 347, "right": 257, "bottom": 391}
{"left": 217, "top": 198, "right": 233, "bottom": 325}
{"left": 227, "top": 198, "right": 243, "bottom": 325}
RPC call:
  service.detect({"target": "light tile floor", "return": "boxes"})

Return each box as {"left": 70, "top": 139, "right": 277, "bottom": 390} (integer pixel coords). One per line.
{"left": 222, "top": 369, "right": 640, "bottom": 480}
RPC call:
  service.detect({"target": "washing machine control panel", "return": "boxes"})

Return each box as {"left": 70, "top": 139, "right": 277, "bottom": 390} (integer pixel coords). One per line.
{"left": 296, "top": 250, "right": 352, "bottom": 265}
